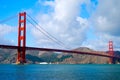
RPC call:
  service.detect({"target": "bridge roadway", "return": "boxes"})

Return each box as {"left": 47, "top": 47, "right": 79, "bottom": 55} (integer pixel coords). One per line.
{"left": 0, "top": 44, "right": 119, "bottom": 59}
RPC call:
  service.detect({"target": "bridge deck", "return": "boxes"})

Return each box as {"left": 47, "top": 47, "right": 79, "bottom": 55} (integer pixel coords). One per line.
{"left": 0, "top": 45, "right": 119, "bottom": 59}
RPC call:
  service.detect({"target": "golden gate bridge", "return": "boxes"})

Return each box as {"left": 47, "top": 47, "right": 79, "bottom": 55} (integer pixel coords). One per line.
{"left": 0, "top": 12, "right": 119, "bottom": 64}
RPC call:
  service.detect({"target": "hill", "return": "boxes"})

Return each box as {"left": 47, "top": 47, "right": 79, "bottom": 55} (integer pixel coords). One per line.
{"left": 0, "top": 47, "right": 120, "bottom": 64}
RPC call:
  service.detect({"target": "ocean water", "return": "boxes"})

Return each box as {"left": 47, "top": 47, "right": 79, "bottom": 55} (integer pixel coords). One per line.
{"left": 0, "top": 64, "right": 120, "bottom": 80}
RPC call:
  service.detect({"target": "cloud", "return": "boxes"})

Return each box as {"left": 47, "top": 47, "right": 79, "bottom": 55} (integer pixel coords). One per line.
{"left": 92, "top": 0, "right": 120, "bottom": 36}
{"left": 28, "top": 0, "right": 120, "bottom": 51}
{"left": 0, "top": 24, "right": 15, "bottom": 36}
{"left": 0, "top": 24, "right": 16, "bottom": 45}
{"left": 83, "top": 0, "right": 120, "bottom": 50}
{"left": 30, "top": 0, "right": 89, "bottom": 49}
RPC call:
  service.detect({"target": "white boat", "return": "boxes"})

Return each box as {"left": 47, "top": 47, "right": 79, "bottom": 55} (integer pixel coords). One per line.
{"left": 39, "top": 62, "right": 48, "bottom": 64}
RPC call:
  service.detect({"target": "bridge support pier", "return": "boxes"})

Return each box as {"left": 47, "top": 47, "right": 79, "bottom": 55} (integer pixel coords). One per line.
{"left": 16, "top": 12, "right": 26, "bottom": 64}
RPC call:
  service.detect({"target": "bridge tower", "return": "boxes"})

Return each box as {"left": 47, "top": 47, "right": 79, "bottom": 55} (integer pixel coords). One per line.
{"left": 108, "top": 41, "right": 114, "bottom": 64}
{"left": 16, "top": 12, "right": 26, "bottom": 64}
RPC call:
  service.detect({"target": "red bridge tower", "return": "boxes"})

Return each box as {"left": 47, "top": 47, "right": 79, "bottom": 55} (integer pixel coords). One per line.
{"left": 16, "top": 12, "right": 26, "bottom": 64}
{"left": 109, "top": 41, "right": 114, "bottom": 64}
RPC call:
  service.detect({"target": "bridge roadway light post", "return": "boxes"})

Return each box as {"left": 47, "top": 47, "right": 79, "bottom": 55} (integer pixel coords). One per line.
{"left": 16, "top": 12, "right": 26, "bottom": 64}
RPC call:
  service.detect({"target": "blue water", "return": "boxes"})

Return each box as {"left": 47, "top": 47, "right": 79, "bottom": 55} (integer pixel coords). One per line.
{"left": 0, "top": 64, "right": 120, "bottom": 80}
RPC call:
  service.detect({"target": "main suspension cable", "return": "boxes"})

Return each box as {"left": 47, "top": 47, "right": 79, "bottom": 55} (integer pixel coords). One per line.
{"left": 0, "top": 14, "right": 17, "bottom": 24}
{"left": 26, "top": 14, "right": 71, "bottom": 49}
{"left": 27, "top": 19, "right": 67, "bottom": 49}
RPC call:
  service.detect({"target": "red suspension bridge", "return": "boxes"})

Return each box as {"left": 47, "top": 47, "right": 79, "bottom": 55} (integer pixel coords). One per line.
{"left": 0, "top": 12, "right": 119, "bottom": 64}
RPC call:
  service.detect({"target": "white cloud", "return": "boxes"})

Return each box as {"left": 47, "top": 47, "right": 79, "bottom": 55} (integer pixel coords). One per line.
{"left": 44, "top": 0, "right": 55, "bottom": 7}
{"left": 92, "top": 0, "right": 120, "bottom": 36}
{"left": 82, "top": 33, "right": 120, "bottom": 51}
{"left": 0, "top": 24, "right": 16, "bottom": 45}
{"left": 81, "top": 0, "right": 120, "bottom": 51}
{"left": 28, "top": 0, "right": 120, "bottom": 51}
{"left": 0, "top": 24, "right": 15, "bottom": 36}
{"left": 30, "top": 0, "right": 89, "bottom": 49}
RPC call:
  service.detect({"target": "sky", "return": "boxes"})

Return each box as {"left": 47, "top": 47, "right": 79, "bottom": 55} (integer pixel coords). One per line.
{"left": 0, "top": 0, "right": 120, "bottom": 51}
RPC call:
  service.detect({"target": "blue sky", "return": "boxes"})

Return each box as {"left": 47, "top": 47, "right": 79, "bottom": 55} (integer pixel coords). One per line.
{"left": 0, "top": 0, "right": 120, "bottom": 51}
{"left": 0, "top": 0, "right": 35, "bottom": 16}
